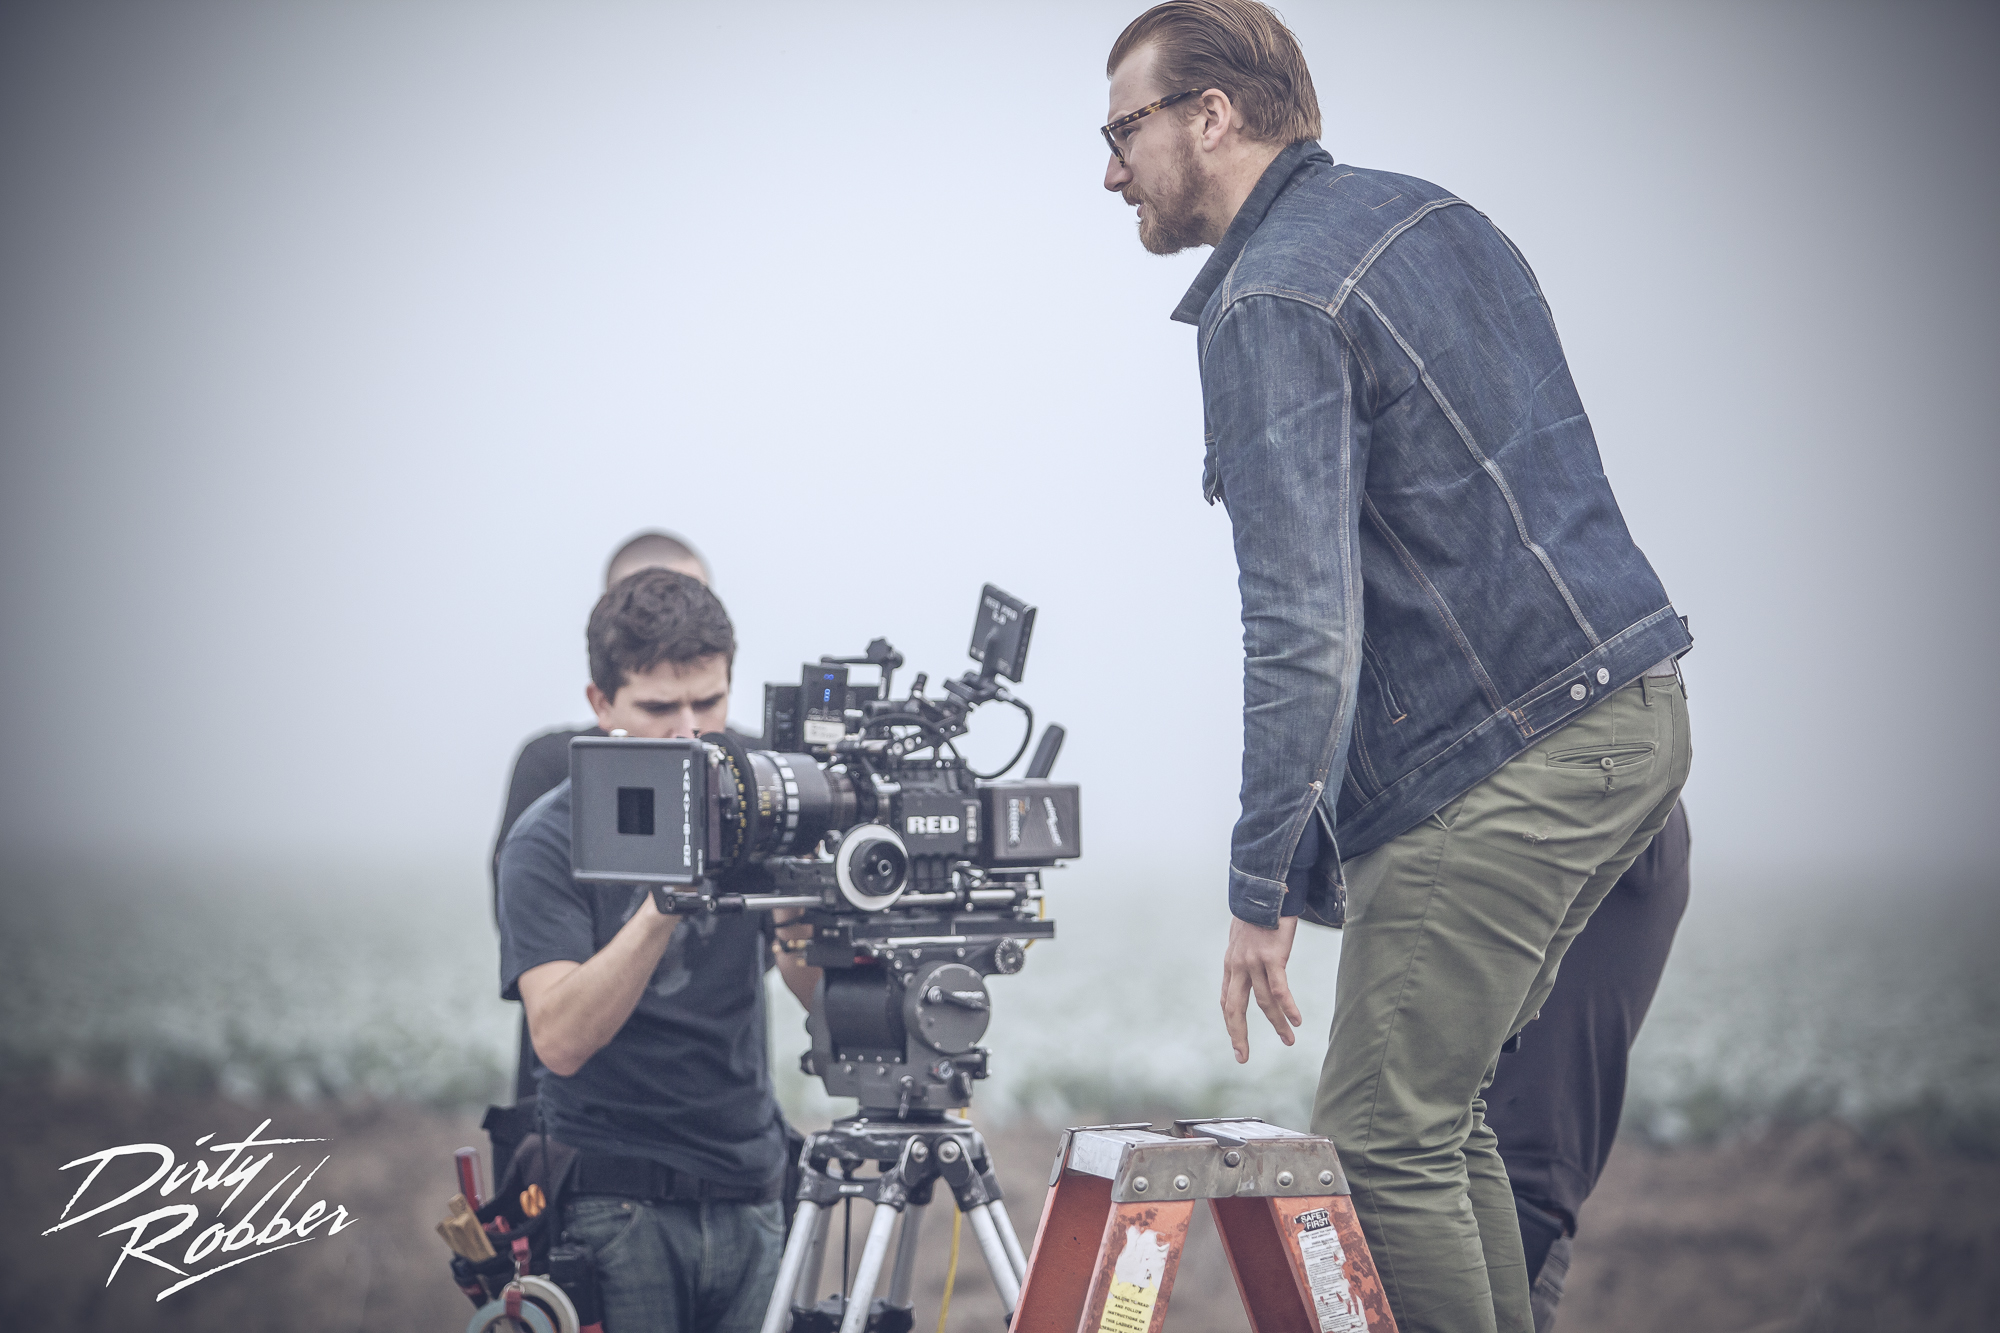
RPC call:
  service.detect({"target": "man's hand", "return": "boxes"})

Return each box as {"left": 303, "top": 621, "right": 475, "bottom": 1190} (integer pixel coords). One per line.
{"left": 770, "top": 907, "right": 822, "bottom": 1011}
{"left": 1221, "top": 914, "right": 1302, "bottom": 1064}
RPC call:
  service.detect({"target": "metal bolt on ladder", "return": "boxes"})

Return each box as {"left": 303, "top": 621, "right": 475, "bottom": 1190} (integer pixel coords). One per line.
{"left": 1013, "top": 1117, "right": 1398, "bottom": 1333}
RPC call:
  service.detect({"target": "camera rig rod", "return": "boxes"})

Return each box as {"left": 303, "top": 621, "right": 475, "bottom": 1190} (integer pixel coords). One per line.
{"left": 651, "top": 886, "right": 1040, "bottom": 916}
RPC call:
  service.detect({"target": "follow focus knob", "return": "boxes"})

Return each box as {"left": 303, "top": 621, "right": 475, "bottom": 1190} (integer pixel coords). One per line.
{"left": 833, "top": 824, "right": 910, "bottom": 911}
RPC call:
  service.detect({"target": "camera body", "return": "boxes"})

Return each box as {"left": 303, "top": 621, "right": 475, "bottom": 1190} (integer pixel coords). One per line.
{"left": 569, "top": 736, "right": 1076, "bottom": 907}
{"left": 568, "top": 585, "right": 1077, "bottom": 1115}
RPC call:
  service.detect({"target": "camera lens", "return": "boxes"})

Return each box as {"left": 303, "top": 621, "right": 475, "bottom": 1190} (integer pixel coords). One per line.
{"left": 740, "top": 749, "right": 858, "bottom": 858}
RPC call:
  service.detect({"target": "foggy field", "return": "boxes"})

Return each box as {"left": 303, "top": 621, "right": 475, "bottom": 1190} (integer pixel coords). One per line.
{"left": 9, "top": 1075, "right": 1998, "bottom": 1333}
{"left": 8, "top": 854, "right": 1994, "bottom": 1329}
{"left": 4, "top": 853, "right": 1992, "bottom": 1152}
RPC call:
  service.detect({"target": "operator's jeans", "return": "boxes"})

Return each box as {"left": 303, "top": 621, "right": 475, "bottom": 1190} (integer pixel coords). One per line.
{"left": 1312, "top": 675, "right": 1690, "bottom": 1333}
{"left": 562, "top": 1194, "right": 785, "bottom": 1333}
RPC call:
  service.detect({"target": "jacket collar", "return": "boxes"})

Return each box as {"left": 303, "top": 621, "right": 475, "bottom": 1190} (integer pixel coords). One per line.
{"left": 1170, "top": 138, "right": 1332, "bottom": 326}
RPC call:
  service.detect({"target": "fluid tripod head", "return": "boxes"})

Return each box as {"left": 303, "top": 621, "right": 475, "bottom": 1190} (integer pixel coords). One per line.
{"left": 567, "top": 584, "right": 1077, "bottom": 1115}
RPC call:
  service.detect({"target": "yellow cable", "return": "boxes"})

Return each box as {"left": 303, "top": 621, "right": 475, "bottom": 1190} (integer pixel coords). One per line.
{"left": 935, "top": 1209, "right": 962, "bottom": 1333}
{"left": 935, "top": 1104, "right": 973, "bottom": 1333}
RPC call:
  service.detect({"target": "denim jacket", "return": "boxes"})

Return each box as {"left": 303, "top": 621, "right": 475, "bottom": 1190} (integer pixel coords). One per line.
{"left": 1176, "top": 141, "right": 1691, "bottom": 929}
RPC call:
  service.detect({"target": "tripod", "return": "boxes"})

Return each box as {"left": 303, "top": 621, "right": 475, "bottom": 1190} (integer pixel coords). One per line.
{"left": 759, "top": 1113, "right": 1028, "bottom": 1333}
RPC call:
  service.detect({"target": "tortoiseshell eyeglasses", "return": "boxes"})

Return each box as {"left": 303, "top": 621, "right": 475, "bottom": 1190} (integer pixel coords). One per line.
{"left": 1100, "top": 89, "right": 1204, "bottom": 165}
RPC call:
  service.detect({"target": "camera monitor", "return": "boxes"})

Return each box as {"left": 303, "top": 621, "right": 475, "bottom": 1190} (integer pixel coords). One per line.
{"left": 570, "top": 736, "right": 707, "bottom": 885}
{"left": 968, "top": 584, "right": 1034, "bottom": 683}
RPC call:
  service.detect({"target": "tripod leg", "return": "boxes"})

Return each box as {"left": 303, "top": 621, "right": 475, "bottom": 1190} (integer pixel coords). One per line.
{"left": 986, "top": 1197, "right": 1028, "bottom": 1281}
{"left": 795, "top": 1203, "right": 833, "bottom": 1309}
{"left": 965, "top": 1203, "right": 1022, "bottom": 1314}
{"left": 835, "top": 1202, "right": 902, "bottom": 1333}
{"left": 884, "top": 1201, "right": 927, "bottom": 1309}
{"left": 759, "top": 1201, "right": 823, "bottom": 1333}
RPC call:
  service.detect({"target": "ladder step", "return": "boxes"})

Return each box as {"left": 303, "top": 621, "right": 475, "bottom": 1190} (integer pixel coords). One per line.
{"left": 1015, "top": 1117, "right": 1398, "bottom": 1333}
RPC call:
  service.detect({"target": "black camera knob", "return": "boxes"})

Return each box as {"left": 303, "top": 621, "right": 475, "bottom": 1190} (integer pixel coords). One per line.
{"left": 992, "top": 938, "right": 1026, "bottom": 975}
{"left": 905, "top": 963, "right": 991, "bottom": 1054}
{"left": 851, "top": 840, "right": 907, "bottom": 897}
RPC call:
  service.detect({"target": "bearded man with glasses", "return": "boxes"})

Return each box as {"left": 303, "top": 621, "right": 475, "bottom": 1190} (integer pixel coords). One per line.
{"left": 1097, "top": 4, "right": 1693, "bottom": 1332}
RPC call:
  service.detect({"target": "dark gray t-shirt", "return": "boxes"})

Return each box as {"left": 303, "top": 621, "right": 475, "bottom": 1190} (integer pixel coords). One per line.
{"left": 497, "top": 779, "right": 785, "bottom": 1187}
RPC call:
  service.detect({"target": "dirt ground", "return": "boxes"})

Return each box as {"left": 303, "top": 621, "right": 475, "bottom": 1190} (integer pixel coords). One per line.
{"left": 4, "top": 1082, "right": 1995, "bottom": 1332}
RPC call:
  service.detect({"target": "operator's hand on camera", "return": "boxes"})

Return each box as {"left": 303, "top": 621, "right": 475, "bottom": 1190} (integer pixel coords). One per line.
{"left": 769, "top": 907, "right": 822, "bottom": 1011}
{"left": 1221, "top": 915, "right": 1302, "bottom": 1064}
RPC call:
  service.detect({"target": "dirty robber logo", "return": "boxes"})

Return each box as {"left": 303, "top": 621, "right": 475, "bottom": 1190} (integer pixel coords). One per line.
{"left": 41, "top": 1118, "right": 358, "bottom": 1300}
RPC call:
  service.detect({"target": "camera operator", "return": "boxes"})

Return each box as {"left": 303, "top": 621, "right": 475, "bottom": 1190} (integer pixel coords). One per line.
{"left": 1097, "top": 5, "right": 1692, "bottom": 1330}
{"left": 497, "top": 568, "right": 816, "bottom": 1333}
{"left": 493, "top": 530, "right": 713, "bottom": 906}
{"left": 492, "top": 529, "right": 717, "bottom": 1099}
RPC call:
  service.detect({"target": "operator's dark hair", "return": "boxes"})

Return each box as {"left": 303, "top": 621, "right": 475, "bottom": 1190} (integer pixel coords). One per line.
{"left": 1107, "top": 0, "right": 1321, "bottom": 145}
{"left": 587, "top": 567, "right": 735, "bottom": 699}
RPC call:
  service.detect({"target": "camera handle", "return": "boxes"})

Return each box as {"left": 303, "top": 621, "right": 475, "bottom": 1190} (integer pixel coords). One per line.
{"left": 649, "top": 889, "right": 820, "bottom": 916}
{"left": 1025, "top": 724, "right": 1065, "bottom": 780}
{"left": 820, "top": 638, "right": 905, "bottom": 700}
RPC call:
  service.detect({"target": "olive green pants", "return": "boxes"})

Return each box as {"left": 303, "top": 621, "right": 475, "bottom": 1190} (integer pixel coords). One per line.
{"left": 1312, "top": 675, "right": 1690, "bottom": 1333}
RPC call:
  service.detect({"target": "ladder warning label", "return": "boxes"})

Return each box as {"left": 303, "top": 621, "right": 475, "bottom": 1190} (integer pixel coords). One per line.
{"left": 1098, "top": 1277, "right": 1160, "bottom": 1333}
{"left": 1294, "top": 1208, "right": 1368, "bottom": 1333}
{"left": 1097, "top": 1224, "right": 1169, "bottom": 1333}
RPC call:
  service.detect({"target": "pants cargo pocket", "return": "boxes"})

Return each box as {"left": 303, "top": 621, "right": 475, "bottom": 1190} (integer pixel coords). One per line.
{"left": 1546, "top": 742, "right": 1656, "bottom": 793}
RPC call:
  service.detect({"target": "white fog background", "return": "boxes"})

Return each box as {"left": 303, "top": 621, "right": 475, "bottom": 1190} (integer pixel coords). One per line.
{"left": 3, "top": 1, "right": 1996, "bottom": 1134}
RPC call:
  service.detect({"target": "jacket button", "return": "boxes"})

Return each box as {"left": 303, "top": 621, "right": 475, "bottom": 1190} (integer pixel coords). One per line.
{"left": 1596, "top": 668, "right": 1610, "bottom": 684}
{"left": 1569, "top": 683, "right": 1587, "bottom": 701}
{"left": 1600, "top": 757, "right": 1615, "bottom": 770}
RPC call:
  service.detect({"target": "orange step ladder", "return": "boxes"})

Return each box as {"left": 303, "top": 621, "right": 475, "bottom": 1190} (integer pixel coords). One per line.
{"left": 1014, "top": 1118, "right": 1397, "bottom": 1333}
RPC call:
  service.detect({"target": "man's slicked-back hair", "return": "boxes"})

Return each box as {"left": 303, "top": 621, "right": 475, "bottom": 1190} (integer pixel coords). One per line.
{"left": 588, "top": 568, "right": 736, "bottom": 700}
{"left": 1108, "top": 0, "right": 1321, "bottom": 146}
{"left": 604, "top": 529, "right": 709, "bottom": 591}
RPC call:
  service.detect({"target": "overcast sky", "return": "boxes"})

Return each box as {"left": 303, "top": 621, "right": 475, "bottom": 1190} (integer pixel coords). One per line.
{"left": 2, "top": 0, "right": 1995, "bottom": 901}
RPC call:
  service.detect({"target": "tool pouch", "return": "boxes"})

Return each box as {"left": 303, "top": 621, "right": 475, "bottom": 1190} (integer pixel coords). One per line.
{"left": 466, "top": 1250, "right": 517, "bottom": 1301}
{"left": 449, "top": 1254, "right": 488, "bottom": 1307}
{"left": 546, "top": 1243, "right": 605, "bottom": 1331}
{"left": 476, "top": 1131, "right": 580, "bottom": 1276}
{"left": 481, "top": 1099, "right": 540, "bottom": 1196}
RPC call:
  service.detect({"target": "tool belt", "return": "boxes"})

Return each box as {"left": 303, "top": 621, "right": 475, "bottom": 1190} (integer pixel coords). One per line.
{"left": 570, "top": 1151, "right": 783, "bottom": 1205}
{"left": 479, "top": 1129, "right": 577, "bottom": 1256}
